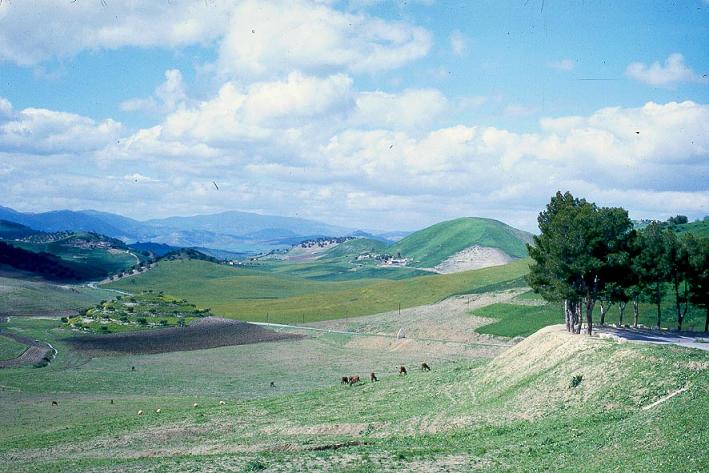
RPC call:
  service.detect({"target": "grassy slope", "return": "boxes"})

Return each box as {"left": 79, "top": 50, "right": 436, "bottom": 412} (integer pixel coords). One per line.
{"left": 392, "top": 217, "right": 532, "bottom": 267}
{"left": 0, "top": 275, "right": 114, "bottom": 316}
{"left": 11, "top": 235, "right": 139, "bottom": 280}
{"left": 106, "top": 258, "right": 530, "bottom": 323}
{"left": 0, "top": 335, "right": 26, "bottom": 361}
{"left": 676, "top": 219, "right": 709, "bottom": 239}
{"left": 1, "top": 324, "right": 705, "bottom": 472}
{"left": 474, "top": 290, "right": 709, "bottom": 337}
{"left": 321, "top": 237, "right": 390, "bottom": 258}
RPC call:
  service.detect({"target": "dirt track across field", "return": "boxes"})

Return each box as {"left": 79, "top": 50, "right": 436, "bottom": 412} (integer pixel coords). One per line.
{"left": 65, "top": 317, "right": 304, "bottom": 356}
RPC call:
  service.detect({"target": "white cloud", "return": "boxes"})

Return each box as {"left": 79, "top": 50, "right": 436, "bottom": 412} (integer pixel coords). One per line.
{"left": 351, "top": 88, "right": 449, "bottom": 130}
{"left": 548, "top": 59, "right": 574, "bottom": 71}
{"left": 218, "top": 0, "right": 432, "bottom": 76}
{"left": 0, "top": 100, "right": 121, "bottom": 154}
{"left": 123, "top": 173, "right": 159, "bottom": 183}
{"left": 449, "top": 30, "right": 467, "bottom": 56}
{"left": 625, "top": 53, "right": 703, "bottom": 87}
{"left": 0, "top": 1, "right": 232, "bottom": 66}
{"left": 121, "top": 69, "right": 187, "bottom": 114}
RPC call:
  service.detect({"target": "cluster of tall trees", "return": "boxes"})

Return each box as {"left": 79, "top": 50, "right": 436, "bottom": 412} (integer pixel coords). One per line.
{"left": 528, "top": 192, "right": 709, "bottom": 334}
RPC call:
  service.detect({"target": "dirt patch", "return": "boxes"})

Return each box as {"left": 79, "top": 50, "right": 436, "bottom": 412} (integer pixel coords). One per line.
{"left": 65, "top": 317, "right": 304, "bottom": 356}
{"left": 432, "top": 246, "right": 515, "bottom": 274}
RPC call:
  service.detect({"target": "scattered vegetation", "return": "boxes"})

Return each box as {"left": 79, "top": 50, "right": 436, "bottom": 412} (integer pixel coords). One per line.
{"left": 64, "top": 292, "right": 211, "bottom": 333}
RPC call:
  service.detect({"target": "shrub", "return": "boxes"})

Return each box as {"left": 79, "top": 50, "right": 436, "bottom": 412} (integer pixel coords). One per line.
{"left": 570, "top": 375, "right": 583, "bottom": 388}
{"left": 119, "top": 316, "right": 129, "bottom": 322}
{"left": 60, "top": 317, "right": 69, "bottom": 323}
{"left": 159, "top": 319, "right": 168, "bottom": 326}
{"left": 100, "top": 325, "right": 110, "bottom": 333}
{"left": 137, "top": 318, "right": 148, "bottom": 326}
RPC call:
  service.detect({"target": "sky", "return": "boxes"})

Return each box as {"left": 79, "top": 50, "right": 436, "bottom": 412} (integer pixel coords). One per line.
{"left": 0, "top": 0, "right": 707, "bottom": 233}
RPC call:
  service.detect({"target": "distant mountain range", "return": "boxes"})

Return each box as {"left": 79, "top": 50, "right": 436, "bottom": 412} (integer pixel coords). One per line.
{"left": 0, "top": 206, "right": 394, "bottom": 253}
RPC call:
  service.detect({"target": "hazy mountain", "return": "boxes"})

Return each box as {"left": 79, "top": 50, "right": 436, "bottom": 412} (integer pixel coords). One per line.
{"left": 0, "top": 206, "right": 356, "bottom": 253}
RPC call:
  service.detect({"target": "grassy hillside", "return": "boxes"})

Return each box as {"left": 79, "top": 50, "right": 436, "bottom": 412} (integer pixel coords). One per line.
{"left": 106, "top": 258, "right": 530, "bottom": 323}
{"left": 392, "top": 217, "right": 532, "bottom": 267}
{"left": 321, "top": 237, "right": 390, "bottom": 258}
{"left": 0, "top": 275, "right": 114, "bottom": 316}
{"left": 0, "top": 220, "right": 40, "bottom": 239}
{"left": 676, "top": 219, "right": 709, "bottom": 239}
{"left": 0, "top": 321, "right": 705, "bottom": 472}
{"left": 10, "top": 232, "right": 141, "bottom": 280}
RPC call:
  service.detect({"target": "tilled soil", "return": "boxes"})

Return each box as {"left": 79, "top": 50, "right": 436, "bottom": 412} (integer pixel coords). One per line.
{"left": 65, "top": 317, "right": 304, "bottom": 356}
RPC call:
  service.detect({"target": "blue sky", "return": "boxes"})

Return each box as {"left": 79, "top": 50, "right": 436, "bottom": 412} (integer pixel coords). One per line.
{"left": 0, "top": 0, "right": 707, "bottom": 232}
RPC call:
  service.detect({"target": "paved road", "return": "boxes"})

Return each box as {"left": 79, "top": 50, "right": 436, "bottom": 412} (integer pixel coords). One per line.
{"left": 595, "top": 326, "right": 709, "bottom": 352}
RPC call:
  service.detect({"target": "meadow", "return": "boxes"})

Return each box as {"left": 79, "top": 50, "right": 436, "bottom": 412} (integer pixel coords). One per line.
{"left": 106, "top": 258, "right": 531, "bottom": 323}
{"left": 0, "top": 321, "right": 706, "bottom": 472}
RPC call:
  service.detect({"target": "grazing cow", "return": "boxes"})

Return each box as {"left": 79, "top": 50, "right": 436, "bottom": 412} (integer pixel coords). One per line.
{"left": 399, "top": 366, "right": 407, "bottom": 375}
{"left": 270, "top": 381, "right": 276, "bottom": 388}
{"left": 131, "top": 366, "right": 135, "bottom": 371}
{"left": 421, "top": 362, "right": 431, "bottom": 371}
{"left": 51, "top": 400, "right": 58, "bottom": 406}
{"left": 110, "top": 399, "right": 114, "bottom": 404}
{"left": 349, "top": 375, "right": 360, "bottom": 385}
{"left": 341, "top": 376, "right": 350, "bottom": 385}
{"left": 193, "top": 403, "right": 199, "bottom": 408}
{"left": 219, "top": 401, "right": 226, "bottom": 406}
{"left": 370, "top": 372, "right": 378, "bottom": 382}
{"left": 137, "top": 410, "right": 143, "bottom": 416}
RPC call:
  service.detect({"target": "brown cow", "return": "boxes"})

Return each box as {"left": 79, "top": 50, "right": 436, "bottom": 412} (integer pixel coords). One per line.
{"left": 349, "top": 375, "right": 360, "bottom": 385}
{"left": 399, "top": 366, "right": 407, "bottom": 375}
{"left": 341, "top": 376, "right": 350, "bottom": 385}
{"left": 370, "top": 372, "right": 378, "bottom": 382}
{"left": 51, "top": 400, "right": 58, "bottom": 406}
{"left": 421, "top": 362, "right": 431, "bottom": 371}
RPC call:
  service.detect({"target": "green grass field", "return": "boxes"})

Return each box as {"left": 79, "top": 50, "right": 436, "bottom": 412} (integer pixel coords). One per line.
{"left": 0, "top": 275, "right": 116, "bottom": 316}
{"left": 391, "top": 217, "right": 532, "bottom": 267}
{"left": 106, "top": 258, "right": 531, "bottom": 323}
{"left": 0, "top": 335, "right": 26, "bottom": 361}
{"left": 473, "top": 290, "right": 709, "bottom": 338}
{"left": 0, "top": 318, "right": 705, "bottom": 472}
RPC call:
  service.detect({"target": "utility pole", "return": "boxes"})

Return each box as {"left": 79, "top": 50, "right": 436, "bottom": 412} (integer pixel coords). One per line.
{"left": 398, "top": 303, "right": 401, "bottom": 316}
{"left": 266, "top": 312, "right": 269, "bottom": 323}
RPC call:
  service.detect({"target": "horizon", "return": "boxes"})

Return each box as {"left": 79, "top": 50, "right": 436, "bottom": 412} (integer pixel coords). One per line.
{"left": 1, "top": 1, "right": 707, "bottom": 232}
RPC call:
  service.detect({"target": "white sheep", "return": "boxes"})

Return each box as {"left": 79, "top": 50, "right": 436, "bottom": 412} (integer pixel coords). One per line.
{"left": 193, "top": 403, "right": 199, "bottom": 408}
{"left": 219, "top": 401, "right": 225, "bottom": 406}
{"left": 137, "top": 410, "right": 143, "bottom": 416}
{"left": 155, "top": 408, "right": 161, "bottom": 413}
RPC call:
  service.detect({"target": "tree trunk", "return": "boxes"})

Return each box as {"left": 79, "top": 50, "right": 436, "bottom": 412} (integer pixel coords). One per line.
{"left": 599, "top": 300, "right": 613, "bottom": 326}
{"left": 705, "top": 306, "right": 708, "bottom": 333}
{"left": 618, "top": 301, "right": 626, "bottom": 326}
{"left": 574, "top": 302, "right": 582, "bottom": 334}
{"left": 655, "top": 282, "right": 662, "bottom": 330}
{"left": 674, "top": 280, "right": 682, "bottom": 331}
{"left": 564, "top": 299, "right": 571, "bottom": 332}
{"left": 633, "top": 297, "right": 639, "bottom": 328}
{"left": 585, "top": 296, "right": 594, "bottom": 335}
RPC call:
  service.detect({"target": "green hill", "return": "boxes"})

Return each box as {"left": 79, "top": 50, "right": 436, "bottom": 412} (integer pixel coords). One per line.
{"left": 8, "top": 231, "right": 142, "bottom": 281}
{"left": 0, "top": 220, "right": 41, "bottom": 240}
{"left": 391, "top": 217, "right": 533, "bottom": 267}
{"left": 321, "top": 237, "right": 390, "bottom": 258}
{"left": 676, "top": 219, "right": 709, "bottom": 239}
{"left": 105, "top": 258, "right": 529, "bottom": 322}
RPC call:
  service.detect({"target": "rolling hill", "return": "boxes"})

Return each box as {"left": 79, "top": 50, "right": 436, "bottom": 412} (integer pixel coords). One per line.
{"left": 391, "top": 217, "right": 533, "bottom": 268}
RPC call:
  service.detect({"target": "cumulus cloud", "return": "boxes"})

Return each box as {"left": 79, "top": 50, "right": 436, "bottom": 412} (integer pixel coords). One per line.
{"left": 351, "top": 88, "right": 449, "bottom": 130}
{"left": 548, "top": 59, "right": 574, "bottom": 71}
{"left": 121, "top": 69, "right": 188, "bottom": 114}
{"left": 0, "top": 0, "right": 231, "bottom": 66}
{"left": 217, "top": 0, "right": 432, "bottom": 76}
{"left": 0, "top": 99, "right": 122, "bottom": 154}
{"left": 625, "top": 53, "right": 703, "bottom": 86}
{"left": 449, "top": 30, "right": 467, "bottom": 56}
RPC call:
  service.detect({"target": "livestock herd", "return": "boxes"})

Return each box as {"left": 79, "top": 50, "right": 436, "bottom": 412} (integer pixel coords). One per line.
{"left": 342, "top": 363, "right": 431, "bottom": 386}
